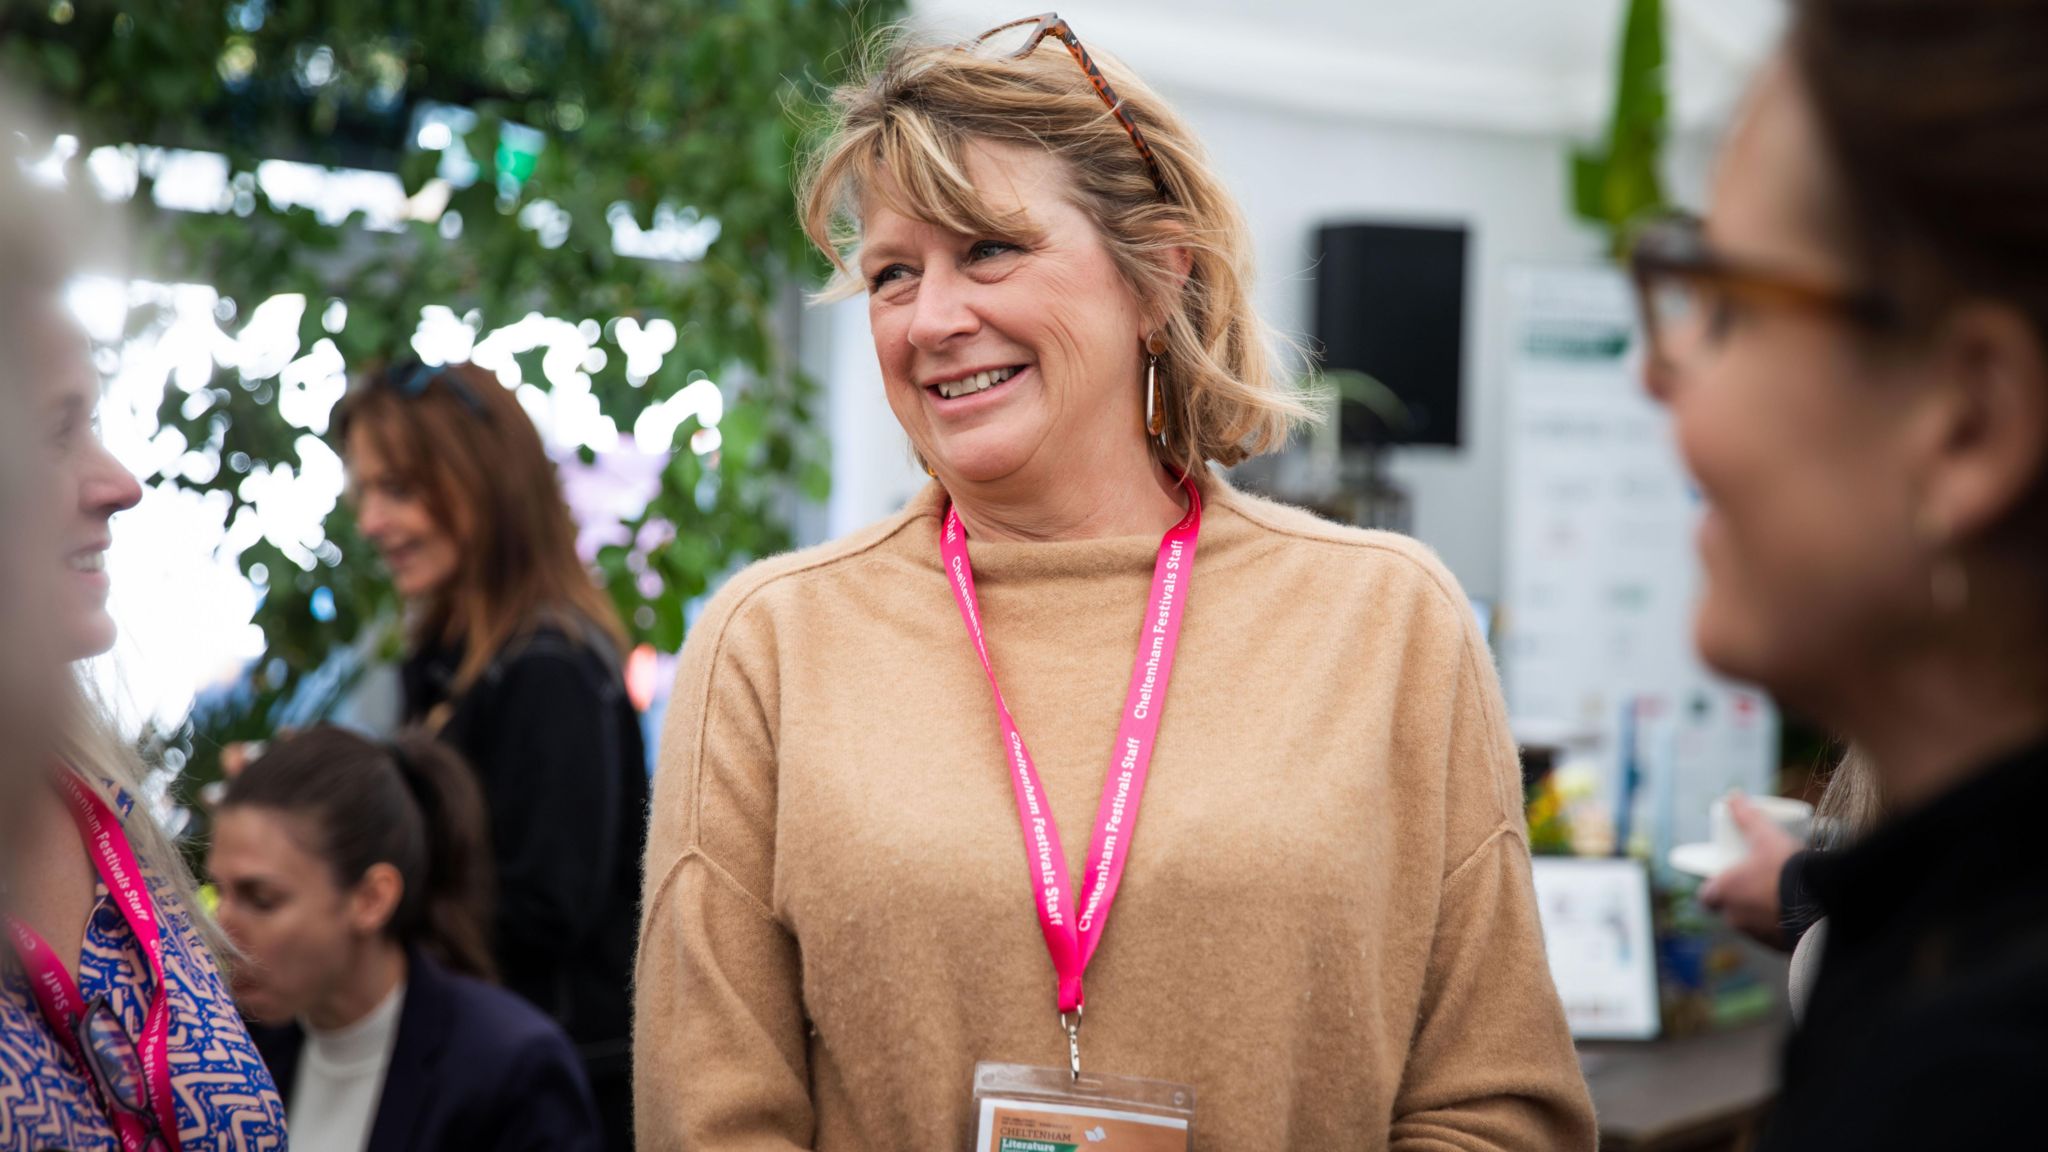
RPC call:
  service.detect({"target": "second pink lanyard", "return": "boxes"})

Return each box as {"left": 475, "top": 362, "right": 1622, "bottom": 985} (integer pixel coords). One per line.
{"left": 6, "top": 773, "right": 181, "bottom": 1152}
{"left": 941, "top": 478, "right": 1202, "bottom": 1016}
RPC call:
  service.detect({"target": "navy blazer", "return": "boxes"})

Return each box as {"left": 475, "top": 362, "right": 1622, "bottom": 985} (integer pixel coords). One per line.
{"left": 252, "top": 950, "right": 602, "bottom": 1152}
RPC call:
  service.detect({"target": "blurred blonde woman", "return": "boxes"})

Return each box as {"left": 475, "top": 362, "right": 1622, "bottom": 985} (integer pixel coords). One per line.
{"left": 0, "top": 103, "right": 62, "bottom": 833}
{"left": 635, "top": 15, "right": 1593, "bottom": 1150}
{"left": 0, "top": 144, "right": 288, "bottom": 1147}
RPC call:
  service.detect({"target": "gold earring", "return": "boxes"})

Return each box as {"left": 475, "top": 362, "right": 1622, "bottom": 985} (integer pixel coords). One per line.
{"left": 1146, "top": 356, "right": 1164, "bottom": 438}
{"left": 1144, "top": 331, "right": 1168, "bottom": 439}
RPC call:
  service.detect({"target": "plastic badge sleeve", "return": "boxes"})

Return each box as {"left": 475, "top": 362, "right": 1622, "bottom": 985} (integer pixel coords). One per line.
{"left": 972, "top": 1062, "right": 1195, "bottom": 1151}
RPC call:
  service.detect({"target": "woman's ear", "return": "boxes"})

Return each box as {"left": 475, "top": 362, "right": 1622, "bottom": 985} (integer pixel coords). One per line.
{"left": 348, "top": 861, "right": 406, "bottom": 937}
{"left": 1143, "top": 224, "right": 1196, "bottom": 334}
{"left": 1916, "top": 301, "right": 2048, "bottom": 543}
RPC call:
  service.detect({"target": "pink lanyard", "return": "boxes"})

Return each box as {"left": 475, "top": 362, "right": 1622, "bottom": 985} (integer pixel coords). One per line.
{"left": 6, "top": 774, "right": 182, "bottom": 1152}
{"left": 940, "top": 478, "right": 1202, "bottom": 1070}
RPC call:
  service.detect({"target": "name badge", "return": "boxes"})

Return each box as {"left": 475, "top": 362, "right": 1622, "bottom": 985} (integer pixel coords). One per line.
{"left": 973, "top": 1062, "right": 1194, "bottom": 1151}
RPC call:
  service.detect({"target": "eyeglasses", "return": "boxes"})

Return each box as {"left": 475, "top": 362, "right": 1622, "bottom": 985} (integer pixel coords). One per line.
{"left": 380, "top": 359, "right": 489, "bottom": 418}
{"left": 1628, "top": 213, "right": 1899, "bottom": 371}
{"left": 76, "top": 994, "right": 169, "bottom": 1151}
{"left": 971, "top": 12, "right": 1170, "bottom": 200}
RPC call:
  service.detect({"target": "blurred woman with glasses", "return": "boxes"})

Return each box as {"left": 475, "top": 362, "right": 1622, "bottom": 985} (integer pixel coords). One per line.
{"left": 634, "top": 15, "right": 1594, "bottom": 1150}
{"left": 1633, "top": 1, "right": 2048, "bottom": 1146}
{"left": 328, "top": 362, "right": 647, "bottom": 1150}
{"left": 0, "top": 134, "right": 288, "bottom": 1150}
{"left": 211, "top": 726, "right": 601, "bottom": 1152}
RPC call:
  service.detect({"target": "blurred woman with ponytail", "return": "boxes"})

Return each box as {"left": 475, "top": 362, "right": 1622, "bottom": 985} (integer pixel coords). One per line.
{"left": 211, "top": 725, "right": 601, "bottom": 1152}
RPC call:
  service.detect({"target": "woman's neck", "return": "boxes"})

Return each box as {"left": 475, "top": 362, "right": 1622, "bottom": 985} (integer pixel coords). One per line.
{"left": 1825, "top": 565, "right": 2048, "bottom": 814}
{"left": 945, "top": 452, "right": 1189, "bottom": 543}
{"left": 306, "top": 940, "right": 407, "bottom": 1033}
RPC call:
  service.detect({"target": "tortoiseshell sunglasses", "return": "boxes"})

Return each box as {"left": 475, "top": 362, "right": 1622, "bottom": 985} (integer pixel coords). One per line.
{"left": 971, "top": 12, "right": 1171, "bottom": 200}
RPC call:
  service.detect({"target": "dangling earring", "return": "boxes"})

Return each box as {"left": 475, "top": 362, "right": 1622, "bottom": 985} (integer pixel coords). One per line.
{"left": 1144, "top": 331, "right": 1168, "bottom": 440}
{"left": 1916, "top": 507, "right": 1970, "bottom": 615}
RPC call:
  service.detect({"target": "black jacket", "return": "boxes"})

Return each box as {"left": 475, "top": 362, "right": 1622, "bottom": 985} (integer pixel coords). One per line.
{"left": 1760, "top": 737, "right": 2048, "bottom": 1151}
{"left": 252, "top": 950, "right": 602, "bottom": 1152}
{"left": 400, "top": 624, "right": 648, "bottom": 1081}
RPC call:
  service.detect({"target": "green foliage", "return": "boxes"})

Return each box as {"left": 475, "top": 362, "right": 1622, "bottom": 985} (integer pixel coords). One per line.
{"left": 4, "top": 0, "right": 899, "bottom": 787}
{"left": 1571, "top": 0, "right": 1668, "bottom": 258}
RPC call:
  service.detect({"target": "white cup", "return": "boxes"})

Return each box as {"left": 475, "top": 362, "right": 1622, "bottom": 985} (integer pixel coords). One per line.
{"left": 1710, "top": 792, "right": 1814, "bottom": 856}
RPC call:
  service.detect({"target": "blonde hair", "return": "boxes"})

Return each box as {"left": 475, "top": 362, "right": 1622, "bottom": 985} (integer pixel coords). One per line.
{"left": 797, "top": 25, "right": 1312, "bottom": 477}
{"left": 1812, "top": 744, "right": 1884, "bottom": 851}
{"left": 0, "top": 91, "right": 220, "bottom": 957}
{"left": 58, "top": 672, "right": 235, "bottom": 965}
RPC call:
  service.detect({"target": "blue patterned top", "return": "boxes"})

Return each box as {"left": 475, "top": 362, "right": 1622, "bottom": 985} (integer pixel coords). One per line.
{"left": 0, "top": 788, "right": 288, "bottom": 1151}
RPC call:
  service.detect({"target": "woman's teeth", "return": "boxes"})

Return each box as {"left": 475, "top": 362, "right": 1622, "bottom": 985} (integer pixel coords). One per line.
{"left": 67, "top": 552, "right": 105, "bottom": 573}
{"left": 935, "top": 366, "right": 1021, "bottom": 399}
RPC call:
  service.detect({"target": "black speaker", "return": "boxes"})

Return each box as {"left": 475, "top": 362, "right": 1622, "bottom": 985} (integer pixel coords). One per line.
{"left": 1313, "top": 222, "right": 1469, "bottom": 448}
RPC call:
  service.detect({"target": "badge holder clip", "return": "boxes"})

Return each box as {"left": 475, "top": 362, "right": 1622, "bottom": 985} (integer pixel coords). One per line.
{"left": 972, "top": 1054, "right": 1195, "bottom": 1152}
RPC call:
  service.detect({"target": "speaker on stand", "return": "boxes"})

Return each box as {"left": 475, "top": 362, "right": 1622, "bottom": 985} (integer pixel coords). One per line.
{"left": 1305, "top": 221, "right": 1470, "bottom": 532}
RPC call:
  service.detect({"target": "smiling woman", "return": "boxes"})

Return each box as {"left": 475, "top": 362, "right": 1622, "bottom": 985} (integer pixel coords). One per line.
{"left": 1633, "top": 1, "right": 2048, "bottom": 1147}
{"left": 0, "top": 102, "right": 290, "bottom": 1147}
{"left": 634, "top": 16, "right": 1595, "bottom": 1152}
{"left": 328, "top": 361, "right": 647, "bottom": 1151}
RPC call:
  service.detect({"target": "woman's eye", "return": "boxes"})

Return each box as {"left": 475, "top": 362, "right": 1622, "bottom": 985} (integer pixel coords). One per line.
{"left": 1704, "top": 288, "right": 1742, "bottom": 340}
{"left": 968, "top": 240, "right": 1018, "bottom": 262}
{"left": 46, "top": 409, "right": 80, "bottom": 448}
{"left": 868, "top": 264, "right": 913, "bottom": 291}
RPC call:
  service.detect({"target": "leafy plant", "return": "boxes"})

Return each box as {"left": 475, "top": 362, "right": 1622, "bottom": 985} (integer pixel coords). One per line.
{"left": 5, "top": 0, "right": 899, "bottom": 794}
{"left": 1572, "top": 0, "right": 1668, "bottom": 257}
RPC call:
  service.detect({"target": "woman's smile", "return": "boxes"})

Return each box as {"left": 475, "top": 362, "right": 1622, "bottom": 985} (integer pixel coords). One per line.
{"left": 922, "top": 363, "right": 1031, "bottom": 415}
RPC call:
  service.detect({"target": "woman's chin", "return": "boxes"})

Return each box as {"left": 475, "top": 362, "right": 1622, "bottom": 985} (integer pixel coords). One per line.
{"left": 933, "top": 452, "right": 1031, "bottom": 487}
{"left": 58, "top": 613, "right": 118, "bottom": 664}
{"left": 925, "top": 428, "right": 1043, "bottom": 486}
{"left": 234, "top": 989, "right": 292, "bottom": 1026}
{"left": 1691, "top": 596, "right": 1780, "bottom": 693}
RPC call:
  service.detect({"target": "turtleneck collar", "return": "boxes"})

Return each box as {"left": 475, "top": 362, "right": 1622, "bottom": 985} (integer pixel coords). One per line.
{"left": 302, "top": 976, "right": 406, "bottom": 1073}
{"left": 905, "top": 468, "right": 1258, "bottom": 583}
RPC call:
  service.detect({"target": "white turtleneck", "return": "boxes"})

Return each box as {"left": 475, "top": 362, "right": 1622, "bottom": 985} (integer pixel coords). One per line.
{"left": 288, "top": 979, "right": 406, "bottom": 1152}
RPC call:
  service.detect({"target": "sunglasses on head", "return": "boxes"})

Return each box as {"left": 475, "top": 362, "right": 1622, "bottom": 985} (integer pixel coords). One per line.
{"left": 379, "top": 359, "right": 489, "bottom": 418}
{"left": 969, "top": 12, "right": 1170, "bottom": 200}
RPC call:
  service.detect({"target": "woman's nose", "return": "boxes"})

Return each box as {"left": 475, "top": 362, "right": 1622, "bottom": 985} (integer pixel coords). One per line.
{"left": 81, "top": 442, "right": 142, "bottom": 519}
{"left": 354, "top": 492, "right": 388, "bottom": 540}
{"left": 905, "top": 267, "right": 980, "bottom": 350}
{"left": 1641, "top": 349, "right": 1681, "bottom": 406}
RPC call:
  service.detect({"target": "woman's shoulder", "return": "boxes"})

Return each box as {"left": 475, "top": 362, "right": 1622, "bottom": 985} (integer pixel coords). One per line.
{"left": 153, "top": 878, "right": 292, "bottom": 1140}
{"left": 684, "top": 490, "right": 941, "bottom": 649}
{"left": 1209, "top": 480, "right": 1475, "bottom": 615}
{"left": 490, "top": 622, "right": 616, "bottom": 682}
{"left": 430, "top": 961, "right": 587, "bottom": 1070}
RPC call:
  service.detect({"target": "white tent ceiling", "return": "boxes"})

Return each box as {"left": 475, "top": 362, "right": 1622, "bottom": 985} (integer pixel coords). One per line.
{"left": 911, "top": 0, "right": 1784, "bottom": 136}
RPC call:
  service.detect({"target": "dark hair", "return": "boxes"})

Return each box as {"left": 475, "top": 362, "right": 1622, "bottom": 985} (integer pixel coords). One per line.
{"left": 220, "top": 725, "right": 498, "bottom": 981}
{"left": 330, "top": 361, "right": 628, "bottom": 693}
{"left": 1792, "top": 0, "right": 2048, "bottom": 339}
